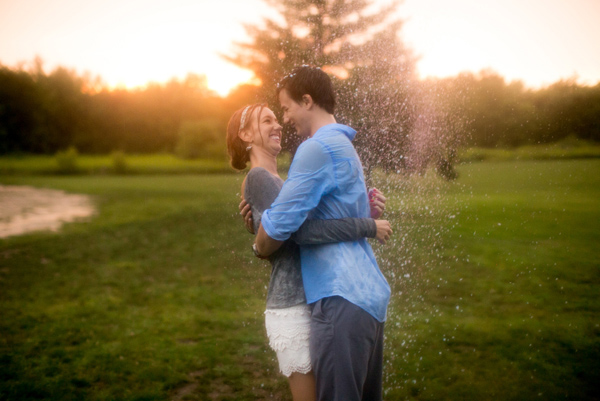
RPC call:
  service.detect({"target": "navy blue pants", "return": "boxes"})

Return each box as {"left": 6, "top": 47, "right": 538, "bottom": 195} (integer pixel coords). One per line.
{"left": 310, "top": 296, "right": 385, "bottom": 401}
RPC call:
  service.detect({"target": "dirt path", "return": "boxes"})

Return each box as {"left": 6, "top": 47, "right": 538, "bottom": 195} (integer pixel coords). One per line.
{"left": 0, "top": 185, "right": 95, "bottom": 238}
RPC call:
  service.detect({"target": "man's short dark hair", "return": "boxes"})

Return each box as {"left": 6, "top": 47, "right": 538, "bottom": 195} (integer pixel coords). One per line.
{"left": 277, "top": 65, "right": 336, "bottom": 114}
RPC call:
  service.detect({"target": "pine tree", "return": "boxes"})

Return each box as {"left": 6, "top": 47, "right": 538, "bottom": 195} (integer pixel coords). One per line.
{"left": 226, "top": 0, "right": 413, "bottom": 91}
{"left": 225, "top": 0, "right": 418, "bottom": 175}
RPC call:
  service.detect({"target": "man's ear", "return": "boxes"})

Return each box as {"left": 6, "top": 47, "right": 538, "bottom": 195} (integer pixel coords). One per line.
{"left": 302, "top": 94, "right": 314, "bottom": 109}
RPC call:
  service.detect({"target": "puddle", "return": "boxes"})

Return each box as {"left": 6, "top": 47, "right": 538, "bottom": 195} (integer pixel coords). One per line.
{"left": 0, "top": 185, "right": 95, "bottom": 238}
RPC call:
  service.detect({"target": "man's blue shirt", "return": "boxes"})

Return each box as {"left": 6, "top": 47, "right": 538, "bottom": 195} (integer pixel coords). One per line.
{"left": 261, "top": 123, "right": 391, "bottom": 322}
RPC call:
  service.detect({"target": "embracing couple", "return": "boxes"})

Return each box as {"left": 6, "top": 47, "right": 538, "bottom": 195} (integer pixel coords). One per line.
{"left": 226, "top": 66, "right": 392, "bottom": 401}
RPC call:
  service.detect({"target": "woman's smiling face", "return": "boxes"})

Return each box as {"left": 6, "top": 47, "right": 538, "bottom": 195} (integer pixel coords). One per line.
{"left": 249, "top": 106, "right": 283, "bottom": 156}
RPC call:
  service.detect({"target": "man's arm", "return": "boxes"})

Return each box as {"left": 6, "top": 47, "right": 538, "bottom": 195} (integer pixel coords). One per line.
{"left": 255, "top": 223, "right": 283, "bottom": 256}
{"left": 239, "top": 198, "right": 254, "bottom": 234}
{"left": 249, "top": 187, "right": 387, "bottom": 254}
{"left": 257, "top": 140, "right": 335, "bottom": 255}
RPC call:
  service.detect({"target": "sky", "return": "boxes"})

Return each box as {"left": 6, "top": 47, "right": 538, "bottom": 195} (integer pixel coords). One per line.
{"left": 1, "top": 0, "right": 599, "bottom": 96}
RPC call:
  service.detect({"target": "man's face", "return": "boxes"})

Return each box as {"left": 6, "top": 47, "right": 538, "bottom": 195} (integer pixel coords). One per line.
{"left": 279, "top": 89, "right": 310, "bottom": 138}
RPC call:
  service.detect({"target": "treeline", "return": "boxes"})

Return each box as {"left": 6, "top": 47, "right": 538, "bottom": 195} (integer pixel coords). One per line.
{"left": 0, "top": 62, "right": 599, "bottom": 157}
{"left": 433, "top": 70, "right": 600, "bottom": 148}
{"left": 0, "top": 62, "right": 258, "bottom": 156}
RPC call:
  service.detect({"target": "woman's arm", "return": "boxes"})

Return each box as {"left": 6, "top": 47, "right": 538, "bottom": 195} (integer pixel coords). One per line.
{"left": 291, "top": 218, "right": 374, "bottom": 245}
{"left": 291, "top": 218, "right": 393, "bottom": 245}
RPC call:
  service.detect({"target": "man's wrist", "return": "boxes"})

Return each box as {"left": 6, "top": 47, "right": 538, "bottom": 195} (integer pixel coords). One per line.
{"left": 252, "top": 243, "right": 268, "bottom": 259}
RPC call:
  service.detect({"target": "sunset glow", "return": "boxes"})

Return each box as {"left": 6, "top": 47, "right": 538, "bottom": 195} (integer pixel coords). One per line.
{"left": 1, "top": 0, "right": 599, "bottom": 95}
{"left": 0, "top": 0, "right": 273, "bottom": 95}
{"left": 398, "top": 0, "right": 600, "bottom": 87}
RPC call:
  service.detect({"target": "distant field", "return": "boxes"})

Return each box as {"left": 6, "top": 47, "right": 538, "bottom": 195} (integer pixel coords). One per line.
{"left": 0, "top": 153, "right": 232, "bottom": 175}
{"left": 0, "top": 159, "right": 598, "bottom": 400}
{"left": 0, "top": 152, "right": 293, "bottom": 176}
{"left": 0, "top": 138, "right": 598, "bottom": 176}
{"left": 458, "top": 137, "right": 600, "bottom": 162}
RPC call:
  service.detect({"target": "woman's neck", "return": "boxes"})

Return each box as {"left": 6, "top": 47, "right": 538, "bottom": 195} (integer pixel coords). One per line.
{"left": 249, "top": 148, "right": 279, "bottom": 177}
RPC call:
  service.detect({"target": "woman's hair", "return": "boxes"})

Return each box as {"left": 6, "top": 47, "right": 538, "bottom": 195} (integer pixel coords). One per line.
{"left": 276, "top": 65, "right": 336, "bottom": 114}
{"left": 226, "top": 103, "right": 265, "bottom": 170}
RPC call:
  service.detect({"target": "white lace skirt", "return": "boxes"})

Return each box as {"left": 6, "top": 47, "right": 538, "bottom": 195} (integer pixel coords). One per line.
{"left": 264, "top": 304, "right": 312, "bottom": 377}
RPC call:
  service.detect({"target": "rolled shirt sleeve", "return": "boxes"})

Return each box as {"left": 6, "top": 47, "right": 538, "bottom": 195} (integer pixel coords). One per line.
{"left": 262, "top": 139, "right": 335, "bottom": 241}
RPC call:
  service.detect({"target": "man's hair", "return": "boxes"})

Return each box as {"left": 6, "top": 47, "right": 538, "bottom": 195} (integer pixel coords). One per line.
{"left": 276, "top": 66, "right": 336, "bottom": 114}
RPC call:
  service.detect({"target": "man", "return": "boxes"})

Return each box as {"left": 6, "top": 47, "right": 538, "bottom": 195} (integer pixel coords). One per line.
{"left": 254, "top": 66, "right": 391, "bottom": 401}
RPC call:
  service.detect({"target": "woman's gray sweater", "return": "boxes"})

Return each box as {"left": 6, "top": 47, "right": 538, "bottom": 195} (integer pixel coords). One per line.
{"left": 244, "top": 167, "right": 377, "bottom": 309}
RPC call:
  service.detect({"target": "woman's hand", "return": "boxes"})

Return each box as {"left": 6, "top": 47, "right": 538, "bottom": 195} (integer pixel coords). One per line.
{"left": 374, "top": 219, "right": 392, "bottom": 244}
{"left": 239, "top": 198, "right": 254, "bottom": 234}
{"left": 369, "top": 188, "right": 386, "bottom": 219}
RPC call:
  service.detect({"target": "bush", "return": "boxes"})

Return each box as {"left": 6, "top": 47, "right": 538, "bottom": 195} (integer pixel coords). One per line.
{"left": 111, "top": 150, "right": 128, "bottom": 174}
{"left": 55, "top": 146, "right": 79, "bottom": 174}
{"left": 276, "top": 151, "right": 292, "bottom": 173}
{"left": 175, "top": 120, "right": 225, "bottom": 160}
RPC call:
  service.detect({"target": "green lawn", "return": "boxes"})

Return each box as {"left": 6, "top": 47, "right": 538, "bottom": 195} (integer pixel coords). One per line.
{"left": 1, "top": 159, "right": 598, "bottom": 400}
{"left": 457, "top": 137, "right": 600, "bottom": 162}
{"left": 0, "top": 153, "right": 232, "bottom": 175}
{"left": 0, "top": 152, "right": 292, "bottom": 176}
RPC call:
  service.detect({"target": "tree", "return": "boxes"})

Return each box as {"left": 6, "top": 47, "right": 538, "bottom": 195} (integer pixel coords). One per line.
{"left": 224, "top": 0, "right": 418, "bottom": 177}
{"left": 0, "top": 66, "right": 44, "bottom": 154}
{"left": 226, "top": 0, "right": 408, "bottom": 88}
{"left": 533, "top": 80, "right": 600, "bottom": 144}
{"left": 0, "top": 61, "right": 230, "bottom": 155}
{"left": 0, "top": 61, "right": 88, "bottom": 154}
{"left": 175, "top": 120, "right": 226, "bottom": 160}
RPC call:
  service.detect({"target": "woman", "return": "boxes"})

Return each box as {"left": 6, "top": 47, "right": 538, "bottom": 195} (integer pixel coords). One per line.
{"left": 226, "top": 104, "right": 391, "bottom": 401}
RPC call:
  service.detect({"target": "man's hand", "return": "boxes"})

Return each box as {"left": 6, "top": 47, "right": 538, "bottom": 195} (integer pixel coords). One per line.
{"left": 369, "top": 188, "right": 386, "bottom": 219}
{"left": 374, "top": 220, "right": 392, "bottom": 244}
{"left": 239, "top": 198, "right": 254, "bottom": 234}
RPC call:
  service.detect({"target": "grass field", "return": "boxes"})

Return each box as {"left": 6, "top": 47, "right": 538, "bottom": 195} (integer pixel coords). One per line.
{"left": 0, "top": 137, "right": 597, "bottom": 176}
{"left": 0, "top": 152, "right": 292, "bottom": 176}
{"left": 1, "top": 159, "right": 598, "bottom": 400}
{"left": 0, "top": 153, "right": 232, "bottom": 175}
{"left": 457, "top": 137, "right": 600, "bottom": 163}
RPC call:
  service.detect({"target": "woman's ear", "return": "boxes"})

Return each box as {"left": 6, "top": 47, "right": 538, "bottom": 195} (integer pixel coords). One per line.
{"left": 238, "top": 128, "right": 253, "bottom": 144}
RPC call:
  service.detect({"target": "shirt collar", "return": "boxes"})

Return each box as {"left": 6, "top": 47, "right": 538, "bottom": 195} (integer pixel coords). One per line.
{"left": 313, "top": 123, "right": 357, "bottom": 141}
